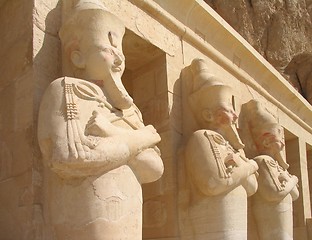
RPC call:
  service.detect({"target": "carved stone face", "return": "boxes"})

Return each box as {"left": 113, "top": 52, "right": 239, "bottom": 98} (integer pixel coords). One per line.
{"left": 214, "top": 105, "right": 238, "bottom": 126}
{"left": 204, "top": 104, "right": 244, "bottom": 150}
{"left": 60, "top": 9, "right": 133, "bottom": 109}
{"left": 71, "top": 27, "right": 133, "bottom": 109}
{"left": 78, "top": 39, "right": 125, "bottom": 81}
{"left": 259, "top": 127, "right": 288, "bottom": 169}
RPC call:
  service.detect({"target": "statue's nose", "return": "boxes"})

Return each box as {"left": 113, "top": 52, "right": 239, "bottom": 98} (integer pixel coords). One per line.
{"left": 113, "top": 51, "right": 125, "bottom": 66}
{"left": 232, "top": 111, "right": 238, "bottom": 122}
{"left": 114, "top": 56, "right": 122, "bottom": 66}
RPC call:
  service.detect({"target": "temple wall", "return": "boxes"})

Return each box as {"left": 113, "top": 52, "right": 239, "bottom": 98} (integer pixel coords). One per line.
{"left": 0, "top": 0, "right": 312, "bottom": 239}
{"left": 0, "top": 0, "right": 35, "bottom": 239}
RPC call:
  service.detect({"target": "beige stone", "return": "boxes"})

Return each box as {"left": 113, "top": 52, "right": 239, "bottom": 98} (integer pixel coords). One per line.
{"left": 37, "top": 1, "right": 163, "bottom": 239}
{"left": 252, "top": 155, "right": 299, "bottom": 240}
{"left": 239, "top": 100, "right": 299, "bottom": 240}
{"left": 1, "top": 0, "right": 312, "bottom": 239}
{"left": 179, "top": 59, "right": 258, "bottom": 239}
{"left": 204, "top": 0, "right": 312, "bottom": 81}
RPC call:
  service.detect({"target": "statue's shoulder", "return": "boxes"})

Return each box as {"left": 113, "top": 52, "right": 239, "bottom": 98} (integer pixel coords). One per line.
{"left": 186, "top": 129, "right": 231, "bottom": 178}
{"left": 187, "top": 130, "right": 228, "bottom": 157}
{"left": 45, "top": 77, "right": 65, "bottom": 91}
{"left": 40, "top": 77, "right": 66, "bottom": 104}
{"left": 192, "top": 129, "right": 226, "bottom": 144}
{"left": 46, "top": 76, "right": 104, "bottom": 98}
{"left": 255, "top": 155, "right": 279, "bottom": 169}
{"left": 44, "top": 77, "right": 70, "bottom": 94}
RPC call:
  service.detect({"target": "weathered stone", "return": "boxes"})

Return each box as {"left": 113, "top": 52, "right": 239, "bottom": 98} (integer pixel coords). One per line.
{"left": 240, "top": 100, "right": 299, "bottom": 240}
{"left": 37, "top": 1, "right": 163, "bottom": 238}
{"left": 180, "top": 59, "right": 258, "bottom": 239}
{"left": 204, "top": 0, "right": 312, "bottom": 103}
{"left": 1, "top": 0, "right": 312, "bottom": 239}
{"left": 285, "top": 53, "right": 312, "bottom": 104}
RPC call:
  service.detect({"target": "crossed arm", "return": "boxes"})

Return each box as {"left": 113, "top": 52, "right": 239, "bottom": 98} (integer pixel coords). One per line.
{"left": 185, "top": 130, "right": 258, "bottom": 196}
{"left": 38, "top": 79, "right": 163, "bottom": 181}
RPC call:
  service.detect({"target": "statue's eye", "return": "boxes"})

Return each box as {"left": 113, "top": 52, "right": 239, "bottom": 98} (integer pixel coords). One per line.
{"left": 101, "top": 48, "right": 113, "bottom": 55}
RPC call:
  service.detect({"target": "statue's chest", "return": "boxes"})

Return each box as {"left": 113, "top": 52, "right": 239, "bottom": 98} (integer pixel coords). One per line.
{"left": 206, "top": 133, "right": 238, "bottom": 162}
{"left": 63, "top": 79, "right": 143, "bottom": 130}
{"left": 75, "top": 98, "right": 143, "bottom": 130}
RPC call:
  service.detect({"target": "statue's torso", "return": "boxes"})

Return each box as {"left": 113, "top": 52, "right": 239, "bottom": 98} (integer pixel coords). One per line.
{"left": 252, "top": 158, "right": 295, "bottom": 240}
{"left": 43, "top": 77, "right": 144, "bottom": 239}
{"left": 188, "top": 185, "right": 248, "bottom": 240}
{"left": 184, "top": 130, "right": 250, "bottom": 240}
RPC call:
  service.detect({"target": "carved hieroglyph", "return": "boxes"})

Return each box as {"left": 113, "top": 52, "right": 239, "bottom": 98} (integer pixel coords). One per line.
{"left": 240, "top": 100, "right": 299, "bottom": 240}
{"left": 37, "top": 1, "right": 163, "bottom": 239}
{"left": 180, "top": 59, "right": 258, "bottom": 240}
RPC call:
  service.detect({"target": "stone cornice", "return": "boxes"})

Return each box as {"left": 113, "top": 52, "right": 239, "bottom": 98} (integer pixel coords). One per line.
{"left": 129, "top": 0, "right": 312, "bottom": 136}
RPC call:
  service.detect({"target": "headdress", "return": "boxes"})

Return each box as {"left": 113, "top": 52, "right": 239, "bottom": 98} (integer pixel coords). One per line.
{"left": 239, "top": 100, "right": 289, "bottom": 169}
{"left": 59, "top": 0, "right": 125, "bottom": 75}
{"left": 188, "top": 58, "right": 233, "bottom": 113}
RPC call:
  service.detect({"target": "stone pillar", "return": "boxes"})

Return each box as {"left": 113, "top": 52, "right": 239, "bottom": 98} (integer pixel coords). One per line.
{"left": 286, "top": 138, "right": 311, "bottom": 240}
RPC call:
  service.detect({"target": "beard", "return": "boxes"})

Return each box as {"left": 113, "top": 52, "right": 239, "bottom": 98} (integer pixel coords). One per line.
{"left": 218, "top": 124, "right": 245, "bottom": 150}
{"left": 269, "top": 146, "right": 289, "bottom": 170}
{"left": 104, "top": 71, "right": 133, "bottom": 110}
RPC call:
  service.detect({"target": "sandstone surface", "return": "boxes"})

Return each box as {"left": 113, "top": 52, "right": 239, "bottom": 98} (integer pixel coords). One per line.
{"left": 205, "top": 0, "right": 312, "bottom": 103}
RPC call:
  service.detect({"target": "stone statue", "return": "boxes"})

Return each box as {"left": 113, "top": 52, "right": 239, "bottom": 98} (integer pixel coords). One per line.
{"left": 239, "top": 100, "right": 299, "bottom": 240}
{"left": 182, "top": 59, "right": 258, "bottom": 240}
{"left": 37, "top": 1, "right": 163, "bottom": 239}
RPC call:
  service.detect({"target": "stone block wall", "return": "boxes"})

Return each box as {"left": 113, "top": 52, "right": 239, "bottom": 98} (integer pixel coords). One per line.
{"left": 0, "top": 0, "right": 61, "bottom": 239}
{"left": 0, "top": 0, "right": 34, "bottom": 239}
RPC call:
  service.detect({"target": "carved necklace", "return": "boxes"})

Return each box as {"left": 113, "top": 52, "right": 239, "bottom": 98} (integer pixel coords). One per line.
{"left": 263, "top": 158, "right": 284, "bottom": 191}
{"left": 64, "top": 78, "right": 97, "bottom": 160}
{"left": 204, "top": 131, "right": 231, "bottom": 179}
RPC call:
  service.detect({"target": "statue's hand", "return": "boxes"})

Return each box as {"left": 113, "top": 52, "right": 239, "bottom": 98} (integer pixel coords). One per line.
{"left": 85, "top": 111, "right": 160, "bottom": 154}
{"left": 247, "top": 159, "right": 259, "bottom": 173}
{"left": 85, "top": 110, "right": 116, "bottom": 137}
{"left": 289, "top": 175, "right": 299, "bottom": 200}
{"left": 128, "top": 125, "right": 161, "bottom": 155}
{"left": 279, "top": 171, "right": 298, "bottom": 187}
{"left": 230, "top": 153, "right": 258, "bottom": 172}
{"left": 233, "top": 155, "right": 258, "bottom": 175}
{"left": 141, "top": 125, "right": 161, "bottom": 145}
{"left": 278, "top": 171, "right": 290, "bottom": 182}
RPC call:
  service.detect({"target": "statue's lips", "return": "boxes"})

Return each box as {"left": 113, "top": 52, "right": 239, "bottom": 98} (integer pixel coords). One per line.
{"left": 111, "top": 66, "right": 122, "bottom": 72}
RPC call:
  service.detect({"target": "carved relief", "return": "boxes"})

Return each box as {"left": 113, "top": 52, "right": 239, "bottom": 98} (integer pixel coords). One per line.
{"left": 179, "top": 59, "right": 258, "bottom": 240}
{"left": 37, "top": 1, "right": 163, "bottom": 239}
{"left": 240, "top": 100, "right": 299, "bottom": 240}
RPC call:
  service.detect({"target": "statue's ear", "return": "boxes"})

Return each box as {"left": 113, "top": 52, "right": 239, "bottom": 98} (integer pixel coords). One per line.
{"left": 71, "top": 50, "right": 85, "bottom": 69}
{"left": 202, "top": 109, "right": 213, "bottom": 122}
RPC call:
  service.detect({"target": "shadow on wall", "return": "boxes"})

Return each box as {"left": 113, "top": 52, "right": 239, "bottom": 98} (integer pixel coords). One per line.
{"left": 32, "top": 1, "right": 62, "bottom": 238}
